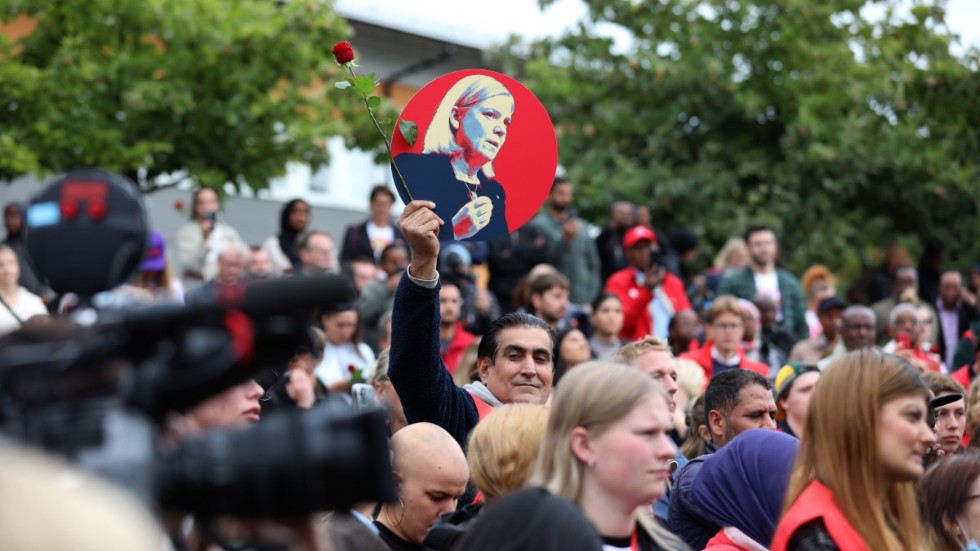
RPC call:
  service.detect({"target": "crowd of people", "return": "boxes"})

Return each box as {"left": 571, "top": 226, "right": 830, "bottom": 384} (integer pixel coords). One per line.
{"left": 3, "top": 175, "right": 980, "bottom": 551}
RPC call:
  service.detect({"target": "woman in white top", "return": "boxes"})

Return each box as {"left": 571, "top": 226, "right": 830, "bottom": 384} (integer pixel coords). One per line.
{"left": 0, "top": 245, "right": 48, "bottom": 336}
{"left": 314, "top": 302, "right": 376, "bottom": 395}
{"left": 175, "top": 188, "right": 247, "bottom": 287}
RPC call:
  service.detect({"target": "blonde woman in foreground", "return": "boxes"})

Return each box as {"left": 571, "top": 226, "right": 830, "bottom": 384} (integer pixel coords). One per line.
{"left": 535, "top": 361, "right": 689, "bottom": 550}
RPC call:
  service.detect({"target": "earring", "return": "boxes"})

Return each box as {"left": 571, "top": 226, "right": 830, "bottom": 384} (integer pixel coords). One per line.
{"left": 587, "top": 457, "right": 596, "bottom": 469}
{"left": 395, "top": 498, "right": 406, "bottom": 527}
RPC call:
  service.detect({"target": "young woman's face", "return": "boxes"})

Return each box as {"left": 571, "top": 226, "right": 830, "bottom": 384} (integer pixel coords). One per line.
{"left": 592, "top": 298, "right": 624, "bottom": 336}
{"left": 877, "top": 394, "right": 936, "bottom": 482}
{"left": 708, "top": 312, "right": 744, "bottom": 355}
{"left": 322, "top": 310, "right": 358, "bottom": 345}
{"left": 934, "top": 393, "right": 966, "bottom": 455}
{"left": 582, "top": 393, "right": 676, "bottom": 508}
{"left": 559, "top": 329, "right": 592, "bottom": 367}
{"left": 288, "top": 201, "right": 310, "bottom": 232}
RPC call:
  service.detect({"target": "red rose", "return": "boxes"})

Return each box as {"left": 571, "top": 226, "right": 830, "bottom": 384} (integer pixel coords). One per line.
{"left": 332, "top": 41, "right": 355, "bottom": 65}
{"left": 173, "top": 199, "right": 185, "bottom": 211}
{"left": 347, "top": 364, "right": 356, "bottom": 373}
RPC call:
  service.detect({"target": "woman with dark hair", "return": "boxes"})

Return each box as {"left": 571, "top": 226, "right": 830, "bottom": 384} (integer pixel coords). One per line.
{"left": 589, "top": 292, "right": 626, "bottom": 362}
{"left": 313, "top": 302, "right": 376, "bottom": 396}
{"left": 772, "top": 351, "right": 936, "bottom": 551}
{"left": 918, "top": 453, "right": 980, "bottom": 551}
{"left": 554, "top": 327, "right": 595, "bottom": 384}
{"left": 262, "top": 199, "right": 309, "bottom": 275}
{"left": 340, "top": 185, "right": 406, "bottom": 263}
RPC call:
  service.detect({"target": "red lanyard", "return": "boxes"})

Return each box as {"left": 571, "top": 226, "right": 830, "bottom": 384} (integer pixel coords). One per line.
{"left": 631, "top": 529, "right": 640, "bottom": 551}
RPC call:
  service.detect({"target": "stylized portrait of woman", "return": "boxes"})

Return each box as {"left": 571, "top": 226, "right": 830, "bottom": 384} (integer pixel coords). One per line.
{"left": 394, "top": 75, "right": 514, "bottom": 241}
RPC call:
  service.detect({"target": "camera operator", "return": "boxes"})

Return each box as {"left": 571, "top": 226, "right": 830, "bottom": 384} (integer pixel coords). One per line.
{"left": 169, "top": 378, "right": 264, "bottom": 436}
{"left": 163, "top": 375, "right": 333, "bottom": 551}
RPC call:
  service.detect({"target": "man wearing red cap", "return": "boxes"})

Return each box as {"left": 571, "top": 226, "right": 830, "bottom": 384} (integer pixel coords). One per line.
{"left": 605, "top": 226, "right": 691, "bottom": 342}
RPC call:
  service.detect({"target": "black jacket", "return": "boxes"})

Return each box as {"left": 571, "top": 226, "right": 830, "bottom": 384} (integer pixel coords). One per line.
{"left": 422, "top": 502, "right": 483, "bottom": 551}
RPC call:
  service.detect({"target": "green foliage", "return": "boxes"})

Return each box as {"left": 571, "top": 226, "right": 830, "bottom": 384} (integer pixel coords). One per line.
{"left": 399, "top": 119, "right": 418, "bottom": 147}
{"left": 495, "top": 0, "right": 980, "bottom": 277}
{"left": 0, "top": 0, "right": 394, "bottom": 192}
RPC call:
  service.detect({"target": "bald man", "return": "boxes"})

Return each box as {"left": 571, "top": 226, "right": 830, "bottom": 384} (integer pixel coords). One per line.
{"left": 374, "top": 423, "right": 469, "bottom": 551}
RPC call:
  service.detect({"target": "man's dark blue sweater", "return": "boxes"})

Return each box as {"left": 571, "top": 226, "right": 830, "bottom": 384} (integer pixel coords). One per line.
{"left": 388, "top": 273, "right": 479, "bottom": 450}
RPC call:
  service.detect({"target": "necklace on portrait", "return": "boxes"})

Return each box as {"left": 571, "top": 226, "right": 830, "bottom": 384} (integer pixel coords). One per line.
{"left": 464, "top": 181, "right": 480, "bottom": 201}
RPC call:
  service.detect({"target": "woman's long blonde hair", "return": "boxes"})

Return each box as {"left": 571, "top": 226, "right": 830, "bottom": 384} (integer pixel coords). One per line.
{"left": 467, "top": 404, "right": 548, "bottom": 502}
{"left": 535, "top": 361, "right": 689, "bottom": 550}
{"left": 782, "top": 350, "right": 930, "bottom": 550}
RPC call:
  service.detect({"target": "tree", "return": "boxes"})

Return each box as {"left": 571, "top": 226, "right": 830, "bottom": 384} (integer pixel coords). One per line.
{"left": 494, "top": 0, "right": 980, "bottom": 278}
{"left": 0, "top": 0, "right": 392, "bottom": 193}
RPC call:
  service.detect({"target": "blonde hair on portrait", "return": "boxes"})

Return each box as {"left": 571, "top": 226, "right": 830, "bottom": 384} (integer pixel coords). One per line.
{"left": 467, "top": 404, "right": 548, "bottom": 502}
{"left": 422, "top": 75, "right": 513, "bottom": 179}
{"left": 534, "top": 361, "right": 687, "bottom": 550}
{"left": 782, "top": 350, "right": 930, "bottom": 551}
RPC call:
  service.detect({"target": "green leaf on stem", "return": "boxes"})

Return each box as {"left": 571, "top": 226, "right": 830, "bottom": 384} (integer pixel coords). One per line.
{"left": 353, "top": 75, "right": 376, "bottom": 96}
{"left": 334, "top": 80, "right": 352, "bottom": 90}
{"left": 367, "top": 96, "right": 381, "bottom": 110}
{"left": 399, "top": 119, "right": 418, "bottom": 146}
{"left": 382, "top": 117, "right": 392, "bottom": 126}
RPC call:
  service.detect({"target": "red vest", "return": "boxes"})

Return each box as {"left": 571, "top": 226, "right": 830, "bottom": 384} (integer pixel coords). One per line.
{"left": 467, "top": 391, "right": 495, "bottom": 421}
{"left": 703, "top": 530, "right": 744, "bottom": 550}
{"left": 466, "top": 391, "right": 495, "bottom": 504}
{"left": 680, "top": 342, "right": 771, "bottom": 390}
{"left": 441, "top": 323, "right": 476, "bottom": 375}
{"left": 771, "top": 481, "right": 868, "bottom": 551}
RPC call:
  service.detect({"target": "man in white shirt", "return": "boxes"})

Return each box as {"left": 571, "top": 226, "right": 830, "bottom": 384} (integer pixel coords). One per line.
{"left": 718, "top": 225, "right": 807, "bottom": 341}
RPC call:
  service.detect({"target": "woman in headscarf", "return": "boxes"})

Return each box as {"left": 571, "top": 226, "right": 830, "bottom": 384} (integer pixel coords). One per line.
{"left": 262, "top": 198, "right": 309, "bottom": 275}
{"left": 692, "top": 429, "right": 800, "bottom": 550}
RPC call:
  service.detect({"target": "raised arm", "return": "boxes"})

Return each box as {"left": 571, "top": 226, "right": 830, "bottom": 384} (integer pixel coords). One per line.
{"left": 388, "top": 201, "right": 478, "bottom": 448}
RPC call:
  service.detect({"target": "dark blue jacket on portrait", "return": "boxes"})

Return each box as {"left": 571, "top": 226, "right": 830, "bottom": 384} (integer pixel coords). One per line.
{"left": 393, "top": 153, "right": 509, "bottom": 242}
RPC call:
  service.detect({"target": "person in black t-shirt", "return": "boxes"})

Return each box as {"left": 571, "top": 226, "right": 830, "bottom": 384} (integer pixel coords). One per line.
{"left": 374, "top": 423, "right": 469, "bottom": 551}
